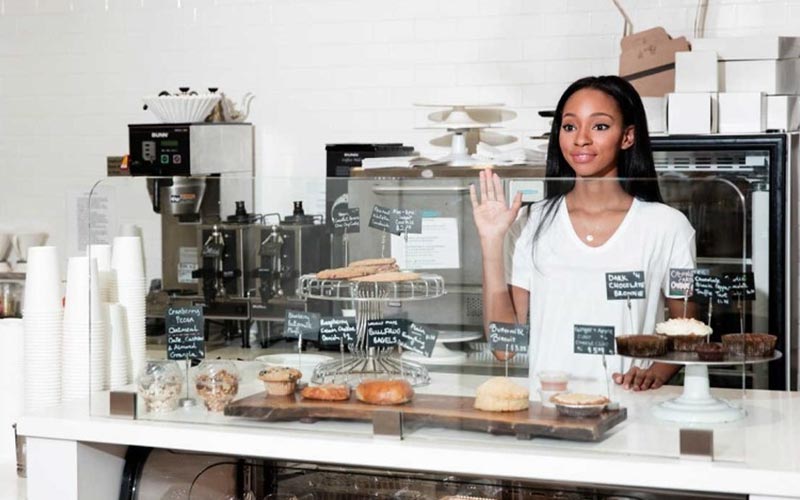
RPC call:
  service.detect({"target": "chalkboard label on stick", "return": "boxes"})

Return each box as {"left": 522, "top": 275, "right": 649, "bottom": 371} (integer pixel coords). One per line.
{"left": 399, "top": 322, "right": 438, "bottom": 357}
{"left": 668, "top": 268, "right": 696, "bottom": 297}
{"left": 692, "top": 273, "right": 720, "bottom": 303}
{"left": 166, "top": 306, "right": 205, "bottom": 360}
{"left": 487, "top": 322, "right": 529, "bottom": 354}
{"left": 284, "top": 310, "right": 321, "bottom": 341}
{"left": 606, "top": 271, "right": 646, "bottom": 300}
{"left": 391, "top": 208, "right": 422, "bottom": 235}
{"left": 318, "top": 316, "right": 357, "bottom": 346}
{"left": 333, "top": 207, "right": 360, "bottom": 234}
{"left": 368, "top": 205, "right": 393, "bottom": 233}
{"left": 574, "top": 324, "right": 615, "bottom": 355}
{"left": 723, "top": 272, "right": 756, "bottom": 302}
{"left": 366, "top": 319, "right": 404, "bottom": 348}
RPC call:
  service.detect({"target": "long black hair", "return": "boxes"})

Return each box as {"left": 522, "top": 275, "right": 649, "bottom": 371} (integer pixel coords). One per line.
{"left": 531, "top": 75, "right": 663, "bottom": 246}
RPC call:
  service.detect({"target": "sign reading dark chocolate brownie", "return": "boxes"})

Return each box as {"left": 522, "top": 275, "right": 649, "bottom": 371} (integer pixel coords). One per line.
{"left": 487, "top": 322, "right": 529, "bottom": 354}
{"left": 391, "top": 208, "right": 422, "bottom": 235}
{"left": 166, "top": 305, "right": 205, "bottom": 360}
{"left": 318, "top": 316, "right": 356, "bottom": 346}
{"left": 332, "top": 207, "right": 360, "bottom": 234}
{"left": 399, "top": 322, "right": 438, "bottom": 357}
{"left": 723, "top": 272, "right": 756, "bottom": 302}
{"left": 366, "top": 318, "right": 405, "bottom": 348}
{"left": 605, "top": 271, "right": 646, "bottom": 300}
{"left": 368, "top": 205, "right": 393, "bottom": 233}
{"left": 668, "top": 268, "right": 696, "bottom": 297}
{"left": 692, "top": 272, "right": 718, "bottom": 303}
{"left": 283, "top": 310, "right": 320, "bottom": 341}
{"left": 574, "top": 324, "right": 615, "bottom": 355}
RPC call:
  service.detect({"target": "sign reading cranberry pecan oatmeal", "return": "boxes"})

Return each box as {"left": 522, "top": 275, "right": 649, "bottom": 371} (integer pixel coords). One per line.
{"left": 166, "top": 306, "right": 205, "bottom": 360}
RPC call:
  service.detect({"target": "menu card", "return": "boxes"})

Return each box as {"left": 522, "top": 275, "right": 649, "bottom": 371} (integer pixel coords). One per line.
{"left": 166, "top": 306, "right": 205, "bottom": 360}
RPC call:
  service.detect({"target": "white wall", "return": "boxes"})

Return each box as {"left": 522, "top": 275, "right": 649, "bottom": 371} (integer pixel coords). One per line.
{"left": 1, "top": 0, "right": 799, "bottom": 263}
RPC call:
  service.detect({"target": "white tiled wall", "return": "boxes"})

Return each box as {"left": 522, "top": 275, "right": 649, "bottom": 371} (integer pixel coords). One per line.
{"left": 0, "top": 0, "right": 799, "bottom": 264}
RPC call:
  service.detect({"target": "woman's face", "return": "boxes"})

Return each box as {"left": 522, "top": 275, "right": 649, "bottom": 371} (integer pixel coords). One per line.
{"left": 558, "top": 88, "right": 634, "bottom": 178}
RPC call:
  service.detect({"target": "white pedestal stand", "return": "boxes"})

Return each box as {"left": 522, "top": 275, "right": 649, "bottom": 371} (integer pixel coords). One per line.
{"left": 652, "top": 364, "right": 744, "bottom": 423}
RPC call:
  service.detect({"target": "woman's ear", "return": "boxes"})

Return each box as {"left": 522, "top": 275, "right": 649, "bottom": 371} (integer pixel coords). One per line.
{"left": 621, "top": 125, "right": 635, "bottom": 150}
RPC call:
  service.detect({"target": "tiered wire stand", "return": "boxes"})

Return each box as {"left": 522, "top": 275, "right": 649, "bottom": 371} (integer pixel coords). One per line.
{"left": 298, "top": 273, "right": 446, "bottom": 387}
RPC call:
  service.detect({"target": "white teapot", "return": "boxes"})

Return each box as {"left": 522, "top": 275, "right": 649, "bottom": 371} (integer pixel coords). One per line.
{"left": 206, "top": 88, "right": 255, "bottom": 122}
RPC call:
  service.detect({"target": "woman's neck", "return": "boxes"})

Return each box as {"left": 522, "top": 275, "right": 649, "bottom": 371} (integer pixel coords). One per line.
{"left": 567, "top": 176, "right": 632, "bottom": 213}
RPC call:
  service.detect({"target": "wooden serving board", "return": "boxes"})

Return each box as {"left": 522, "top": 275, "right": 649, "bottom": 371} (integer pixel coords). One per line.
{"left": 224, "top": 392, "right": 626, "bottom": 442}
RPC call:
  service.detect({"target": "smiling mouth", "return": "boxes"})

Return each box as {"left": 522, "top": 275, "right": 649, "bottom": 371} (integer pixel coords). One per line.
{"left": 570, "top": 153, "right": 596, "bottom": 163}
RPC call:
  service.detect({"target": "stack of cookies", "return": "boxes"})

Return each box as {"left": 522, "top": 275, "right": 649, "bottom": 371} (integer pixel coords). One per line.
{"left": 315, "top": 258, "right": 420, "bottom": 282}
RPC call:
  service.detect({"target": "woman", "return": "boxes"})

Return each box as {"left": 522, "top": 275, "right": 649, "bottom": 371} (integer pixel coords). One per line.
{"left": 470, "top": 75, "right": 695, "bottom": 393}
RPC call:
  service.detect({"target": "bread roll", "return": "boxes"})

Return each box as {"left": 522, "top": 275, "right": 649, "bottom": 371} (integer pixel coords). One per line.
{"left": 355, "top": 379, "right": 413, "bottom": 405}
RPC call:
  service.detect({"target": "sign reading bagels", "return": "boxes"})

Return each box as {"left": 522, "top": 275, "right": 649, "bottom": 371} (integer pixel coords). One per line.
{"left": 487, "top": 322, "right": 529, "bottom": 353}
{"left": 318, "top": 316, "right": 356, "bottom": 346}
{"left": 605, "top": 271, "right": 646, "bottom": 300}
{"left": 399, "top": 322, "right": 438, "bottom": 357}
{"left": 166, "top": 305, "right": 205, "bottom": 360}
{"left": 283, "top": 310, "right": 320, "bottom": 341}
{"left": 573, "top": 324, "right": 615, "bottom": 355}
{"left": 366, "top": 318, "right": 405, "bottom": 348}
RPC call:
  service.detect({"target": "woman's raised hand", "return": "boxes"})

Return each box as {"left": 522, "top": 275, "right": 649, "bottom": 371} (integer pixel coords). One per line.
{"left": 469, "top": 169, "right": 523, "bottom": 243}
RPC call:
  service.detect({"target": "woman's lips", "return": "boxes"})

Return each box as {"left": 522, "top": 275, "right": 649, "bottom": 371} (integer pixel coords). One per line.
{"left": 570, "top": 152, "right": 596, "bottom": 163}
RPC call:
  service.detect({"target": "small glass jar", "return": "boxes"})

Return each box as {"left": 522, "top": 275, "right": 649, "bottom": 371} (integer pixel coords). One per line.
{"left": 0, "top": 282, "right": 22, "bottom": 318}
{"left": 137, "top": 360, "right": 184, "bottom": 413}
{"left": 194, "top": 360, "right": 240, "bottom": 412}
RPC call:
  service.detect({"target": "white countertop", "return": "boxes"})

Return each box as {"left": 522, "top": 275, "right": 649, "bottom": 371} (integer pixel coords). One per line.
{"left": 15, "top": 371, "right": 800, "bottom": 497}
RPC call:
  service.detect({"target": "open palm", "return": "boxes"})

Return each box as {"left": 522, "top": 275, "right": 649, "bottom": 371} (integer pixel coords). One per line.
{"left": 470, "top": 169, "right": 522, "bottom": 242}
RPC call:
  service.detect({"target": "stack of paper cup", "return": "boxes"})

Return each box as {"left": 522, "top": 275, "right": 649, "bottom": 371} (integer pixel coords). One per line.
{"left": 108, "top": 303, "right": 131, "bottom": 388}
{"left": 112, "top": 236, "right": 147, "bottom": 381}
{"left": 62, "top": 256, "right": 109, "bottom": 400}
{"left": 0, "top": 318, "right": 24, "bottom": 461}
{"left": 88, "top": 244, "right": 113, "bottom": 303}
{"left": 22, "top": 246, "right": 62, "bottom": 412}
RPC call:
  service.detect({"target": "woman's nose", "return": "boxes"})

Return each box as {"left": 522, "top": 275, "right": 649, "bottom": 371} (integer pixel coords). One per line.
{"left": 573, "top": 127, "right": 591, "bottom": 146}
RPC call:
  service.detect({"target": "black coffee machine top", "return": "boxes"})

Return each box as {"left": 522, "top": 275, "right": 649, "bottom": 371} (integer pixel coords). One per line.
{"left": 226, "top": 201, "right": 256, "bottom": 224}
{"left": 282, "top": 201, "right": 315, "bottom": 225}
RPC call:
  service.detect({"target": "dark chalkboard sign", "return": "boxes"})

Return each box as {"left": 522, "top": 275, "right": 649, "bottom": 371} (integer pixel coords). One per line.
{"left": 668, "top": 268, "right": 696, "bottom": 297}
{"left": 399, "top": 322, "right": 438, "bottom": 357}
{"left": 723, "top": 272, "right": 756, "bottom": 302}
{"left": 333, "top": 207, "right": 360, "bottom": 234}
{"left": 693, "top": 273, "right": 720, "bottom": 303}
{"left": 366, "top": 318, "right": 404, "bottom": 348}
{"left": 318, "top": 316, "right": 357, "bottom": 346}
{"left": 574, "top": 324, "right": 615, "bottom": 355}
{"left": 166, "top": 306, "right": 205, "bottom": 360}
{"left": 487, "top": 322, "right": 529, "bottom": 353}
{"left": 368, "top": 205, "right": 393, "bottom": 233}
{"left": 391, "top": 208, "right": 422, "bottom": 235}
{"left": 284, "top": 310, "right": 320, "bottom": 341}
{"left": 606, "top": 271, "right": 646, "bottom": 300}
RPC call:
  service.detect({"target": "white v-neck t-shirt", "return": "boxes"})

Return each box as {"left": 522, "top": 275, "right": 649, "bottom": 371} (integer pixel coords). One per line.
{"left": 505, "top": 197, "right": 696, "bottom": 395}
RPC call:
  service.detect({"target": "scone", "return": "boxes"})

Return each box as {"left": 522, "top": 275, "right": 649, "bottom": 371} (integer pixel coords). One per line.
{"left": 300, "top": 383, "right": 351, "bottom": 401}
{"left": 258, "top": 366, "right": 302, "bottom": 396}
{"left": 350, "top": 271, "right": 421, "bottom": 282}
{"left": 655, "top": 318, "right": 713, "bottom": 351}
{"left": 474, "top": 377, "right": 530, "bottom": 412}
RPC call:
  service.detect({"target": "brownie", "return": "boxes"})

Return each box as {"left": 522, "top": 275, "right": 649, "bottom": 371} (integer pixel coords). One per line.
{"left": 668, "top": 334, "right": 708, "bottom": 352}
{"left": 616, "top": 335, "right": 667, "bottom": 357}
{"left": 695, "top": 342, "right": 726, "bottom": 361}
{"left": 721, "top": 334, "right": 777, "bottom": 358}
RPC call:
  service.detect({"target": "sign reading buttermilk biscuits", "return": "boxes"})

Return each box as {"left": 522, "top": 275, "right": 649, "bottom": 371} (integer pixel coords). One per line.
{"left": 366, "top": 319, "right": 405, "bottom": 348}
{"left": 574, "top": 324, "right": 615, "bottom": 355}
{"left": 166, "top": 306, "right": 205, "bottom": 360}
{"left": 318, "top": 316, "right": 357, "bottom": 346}
{"left": 605, "top": 271, "right": 646, "bottom": 300}
{"left": 487, "top": 322, "right": 529, "bottom": 354}
{"left": 283, "top": 310, "right": 321, "bottom": 341}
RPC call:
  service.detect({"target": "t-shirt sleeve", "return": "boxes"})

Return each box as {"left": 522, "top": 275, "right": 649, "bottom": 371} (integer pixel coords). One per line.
{"left": 661, "top": 215, "right": 697, "bottom": 298}
{"left": 505, "top": 212, "right": 534, "bottom": 291}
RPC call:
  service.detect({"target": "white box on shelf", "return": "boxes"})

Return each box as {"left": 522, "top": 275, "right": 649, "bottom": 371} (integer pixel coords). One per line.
{"left": 675, "top": 51, "right": 719, "bottom": 92}
{"left": 667, "top": 92, "right": 718, "bottom": 134}
{"left": 766, "top": 95, "right": 800, "bottom": 131}
{"left": 719, "top": 59, "right": 800, "bottom": 94}
{"left": 718, "top": 92, "right": 766, "bottom": 133}
{"left": 692, "top": 36, "right": 800, "bottom": 61}
{"left": 641, "top": 96, "right": 666, "bottom": 133}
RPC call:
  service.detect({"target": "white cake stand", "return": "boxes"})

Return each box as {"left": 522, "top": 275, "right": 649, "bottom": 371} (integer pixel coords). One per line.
{"left": 621, "top": 350, "right": 782, "bottom": 424}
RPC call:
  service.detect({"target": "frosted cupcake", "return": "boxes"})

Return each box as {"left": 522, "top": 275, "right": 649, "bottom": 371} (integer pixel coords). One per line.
{"left": 655, "top": 318, "right": 713, "bottom": 352}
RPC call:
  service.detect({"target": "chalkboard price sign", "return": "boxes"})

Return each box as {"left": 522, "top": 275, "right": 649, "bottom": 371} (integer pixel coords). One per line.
{"left": 399, "top": 322, "right": 438, "bottom": 357}
{"left": 668, "top": 268, "right": 696, "bottom": 297}
{"left": 318, "top": 316, "right": 357, "bottom": 346}
{"left": 487, "top": 322, "right": 529, "bottom": 354}
{"left": 166, "top": 306, "right": 205, "bottom": 360}
{"left": 723, "top": 272, "right": 756, "bottom": 302}
{"left": 333, "top": 207, "right": 360, "bottom": 234}
{"left": 391, "top": 208, "right": 422, "bottom": 235}
{"left": 574, "top": 324, "right": 615, "bottom": 355}
{"left": 606, "top": 271, "right": 646, "bottom": 300}
{"left": 366, "top": 319, "right": 405, "bottom": 348}
{"left": 284, "top": 310, "right": 321, "bottom": 341}
{"left": 368, "top": 205, "right": 393, "bottom": 233}
{"left": 692, "top": 273, "right": 720, "bottom": 303}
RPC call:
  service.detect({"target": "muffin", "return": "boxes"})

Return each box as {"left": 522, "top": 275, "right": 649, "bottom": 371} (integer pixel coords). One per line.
{"left": 721, "top": 334, "right": 777, "bottom": 358}
{"left": 258, "top": 366, "right": 302, "bottom": 396}
{"left": 616, "top": 335, "right": 668, "bottom": 357}
{"left": 695, "top": 342, "right": 727, "bottom": 362}
{"left": 655, "top": 318, "right": 713, "bottom": 351}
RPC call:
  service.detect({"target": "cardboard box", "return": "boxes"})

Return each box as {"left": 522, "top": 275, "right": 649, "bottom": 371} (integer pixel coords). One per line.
{"left": 767, "top": 95, "right": 800, "bottom": 131}
{"left": 720, "top": 59, "right": 800, "bottom": 94}
{"left": 675, "top": 51, "right": 719, "bottom": 92}
{"left": 692, "top": 36, "right": 800, "bottom": 61}
{"left": 619, "top": 27, "right": 690, "bottom": 97}
{"left": 641, "top": 96, "right": 666, "bottom": 133}
{"left": 668, "top": 93, "right": 718, "bottom": 134}
{"left": 718, "top": 92, "right": 766, "bottom": 133}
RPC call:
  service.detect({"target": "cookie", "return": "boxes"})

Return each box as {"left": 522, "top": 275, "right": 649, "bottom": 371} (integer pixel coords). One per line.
{"left": 316, "top": 266, "right": 373, "bottom": 280}
{"left": 350, "top": 271, "right": 421, "bottom": 282}
{"left": 348, "top": 257, "right": 396, "bottom": 268}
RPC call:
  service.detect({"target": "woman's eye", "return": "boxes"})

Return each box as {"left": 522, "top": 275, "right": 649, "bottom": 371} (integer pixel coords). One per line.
{"left": 594, "top": 123, "right": 610, "bottom": 131}
{"left": 562, "top": 123, "right": 576, "bottom": 132}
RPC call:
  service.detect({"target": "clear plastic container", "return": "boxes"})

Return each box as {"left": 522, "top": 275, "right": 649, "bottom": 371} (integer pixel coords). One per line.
{"left": 0, "top": 282, "right": 22, "bottom": 318}
{"left": 195, "top": 360, "right": 240, "bottom": 412}
{"left": 137, "top": 360, "right": 184, "bottom": 413}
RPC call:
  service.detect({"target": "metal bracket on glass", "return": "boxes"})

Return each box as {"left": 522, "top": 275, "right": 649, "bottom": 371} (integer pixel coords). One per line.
{"left": 372, "top": 410, "right": 403, "bottom": 439}
{"left": 109, "top": 391, "right": 138, "bottom": 419}
{"left": 679, "top": 428, "right": 714, "bottom": 461}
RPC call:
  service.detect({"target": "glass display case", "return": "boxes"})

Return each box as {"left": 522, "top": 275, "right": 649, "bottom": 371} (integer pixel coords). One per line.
{"left": 80, "top": 170, "right": 782, "bottom": 468}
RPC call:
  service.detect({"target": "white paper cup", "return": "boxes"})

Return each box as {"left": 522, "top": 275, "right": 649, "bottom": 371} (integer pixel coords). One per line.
{"left": 23, "top": 246, "right": 61, "bottom": 312}
{"left": 88, "top": 244, "right": 112, "bottom": 272}
{"left": 111, "top": 236, "right": 145, "bottom": 281}
{"left": 63, "top": 257, "right": 103, "bottom": 323}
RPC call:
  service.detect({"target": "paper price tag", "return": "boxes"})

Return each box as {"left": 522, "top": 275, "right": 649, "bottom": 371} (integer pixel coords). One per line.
{"left": 166, "top": 306, "right": 205, "bottom": 360}
{"left": 574, "top": 324, "right": 615, "bottom": 355}
{"left": 399, "top": 322, "right": 438, "bottom": 357}
{"left": 606, "top": 271, "right": 646, "bottom": 300}
{"left": 487, "top": 322, "right": 529, "bottom": 353}
{"left": 283, "top": 310, "right": 321, "bottom": 341}
{"left": 318, "top": 316, "right": 357, "bottom": 346}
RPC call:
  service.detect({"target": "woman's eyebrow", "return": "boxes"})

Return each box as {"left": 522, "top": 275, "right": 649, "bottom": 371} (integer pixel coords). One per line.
{"left": 561, "top": 112, "right": 615, "bottom": 119}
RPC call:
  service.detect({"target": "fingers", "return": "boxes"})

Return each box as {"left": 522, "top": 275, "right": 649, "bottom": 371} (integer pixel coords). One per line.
{"left": 612, "top": 372, "right": 623, "bottom": 385}
{"left": 479, "top": 169, "right": 489, "bottom": 203}
{"left": 632, "top": 368, "right": 646, "bottom": 391}
{"left": 469, "top": 183, "right": 478, "bottom": 209}
{"left": 639, "top": 373, "right": 654, "bottom": 391}
{"left": 651, "top": 375, "right": 664, "bottom": 390}
{"left": 492, "top": 172, "right": 505, "bottom": 205}
{"left": 510, "top": 191, "right": 523, "bottom": 215}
